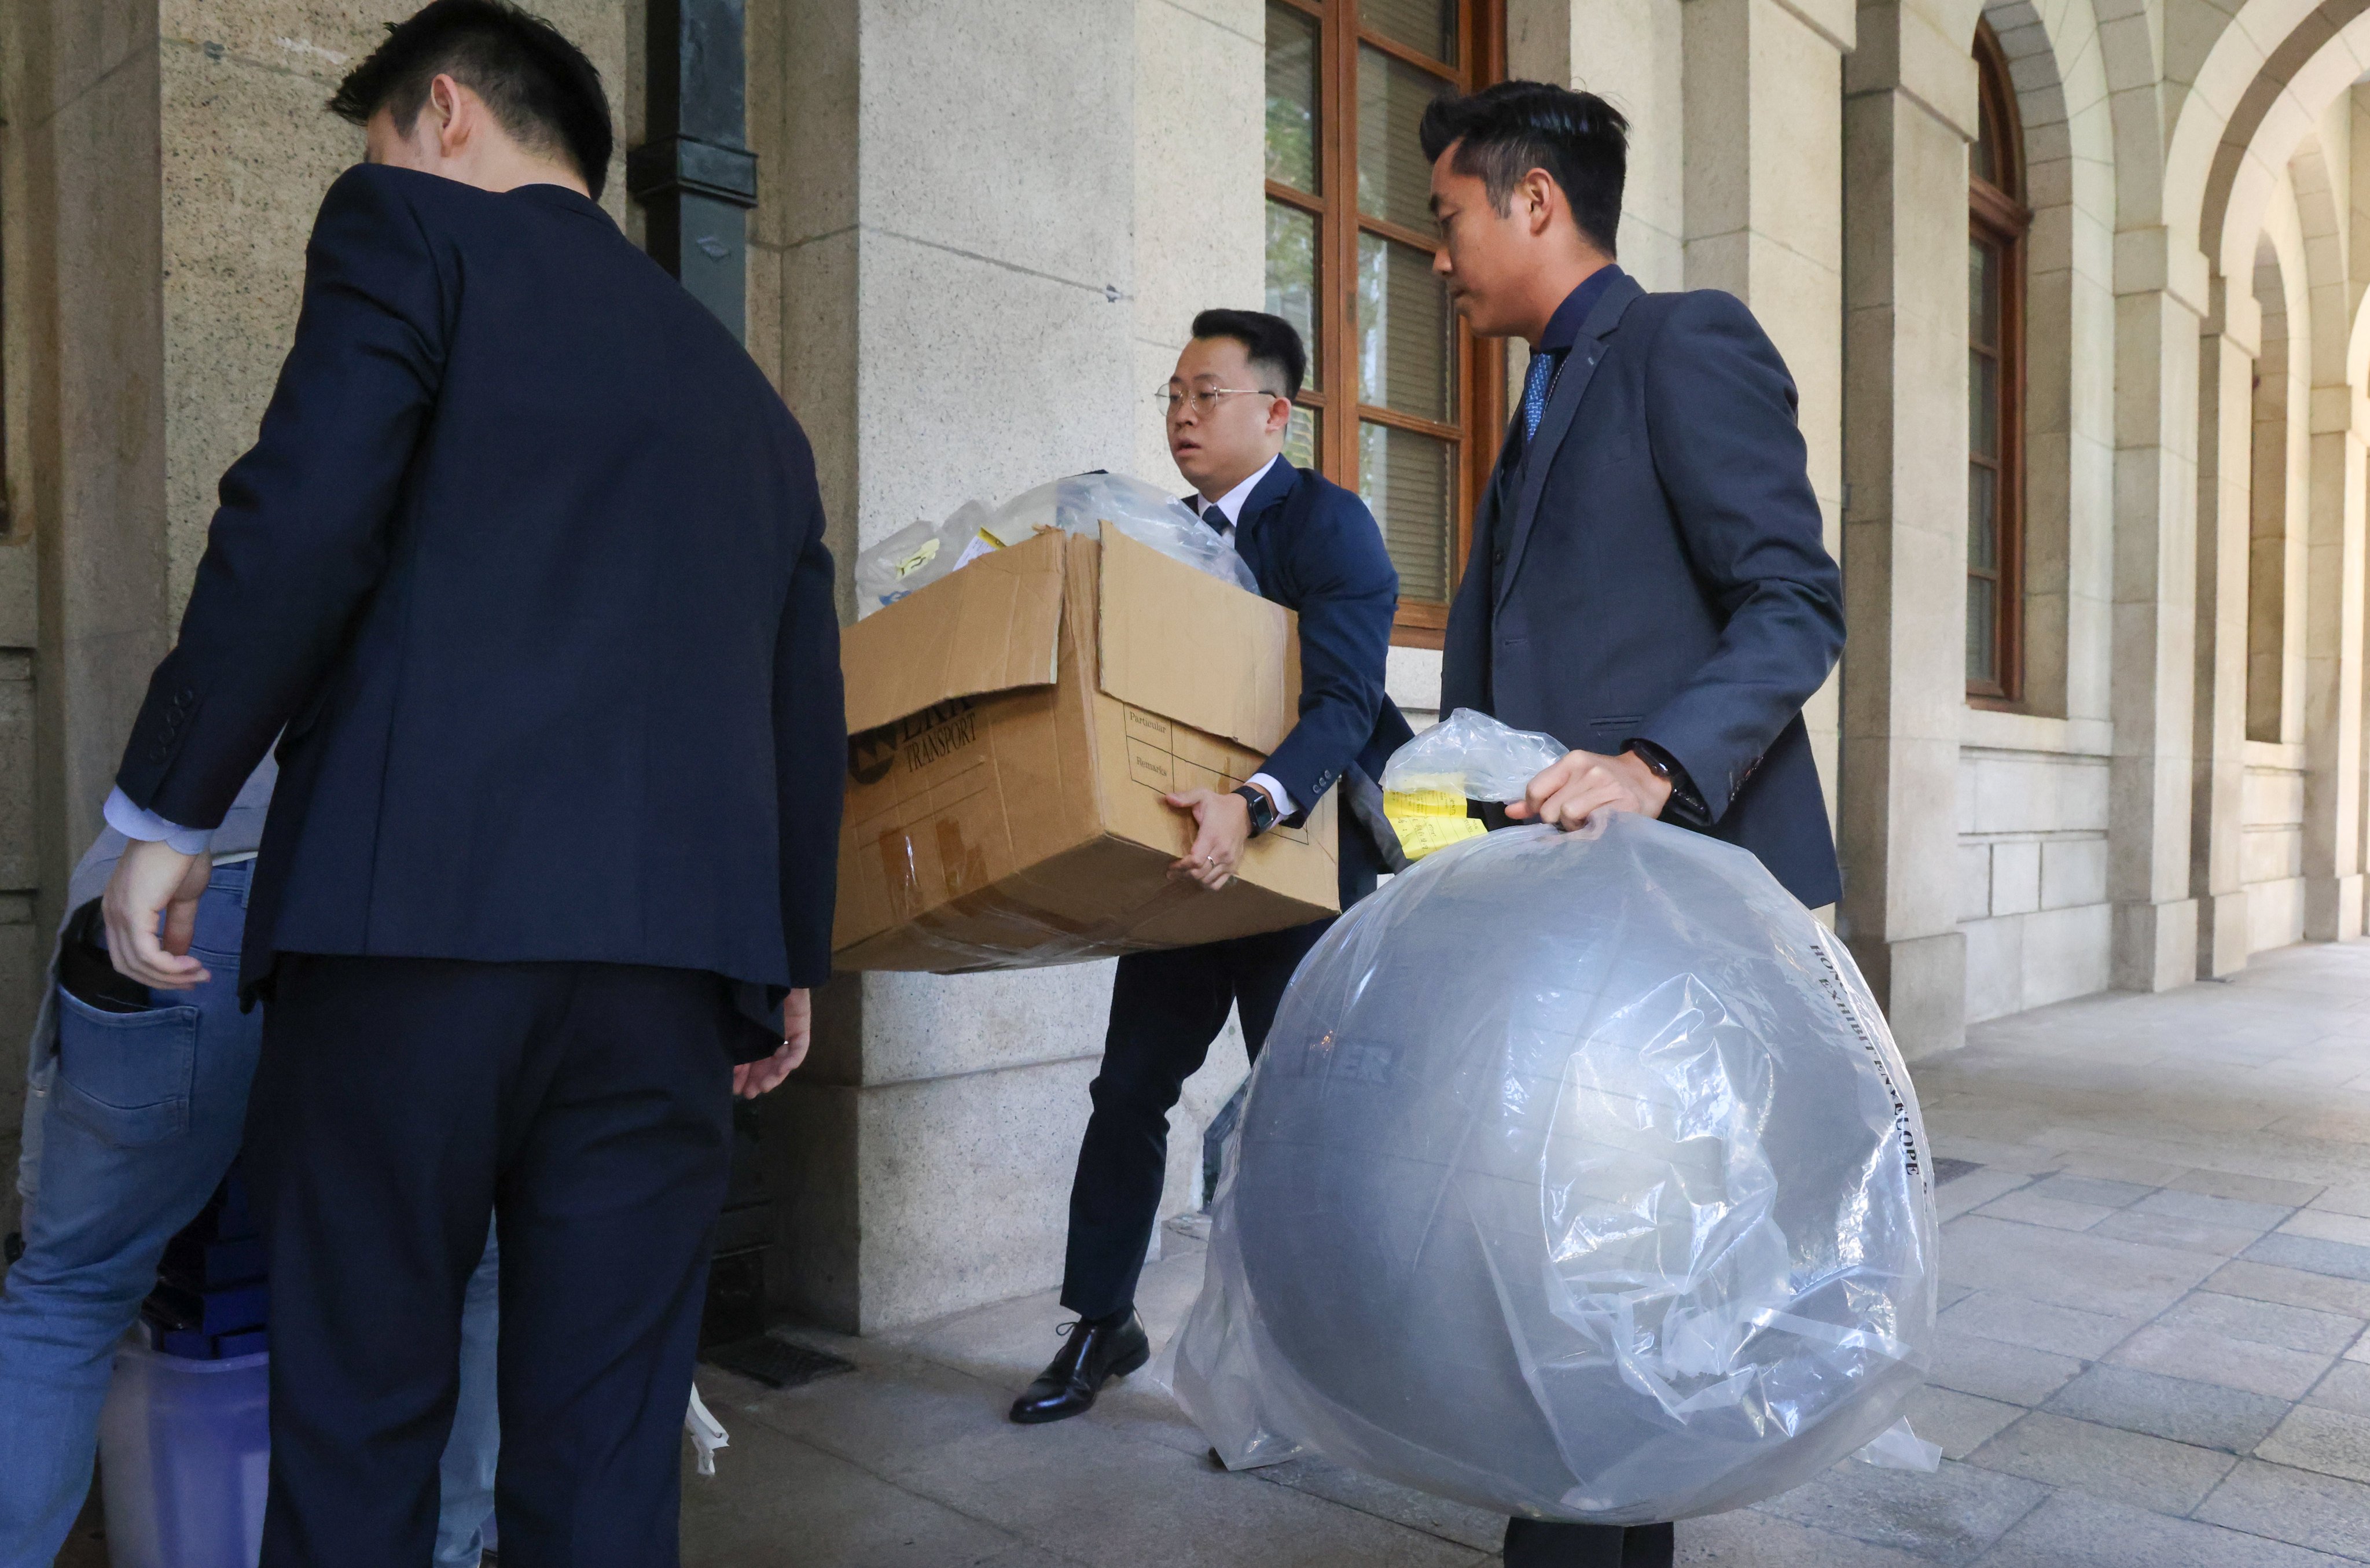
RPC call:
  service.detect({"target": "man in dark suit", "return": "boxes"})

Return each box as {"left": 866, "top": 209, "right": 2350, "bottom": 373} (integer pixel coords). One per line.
{"left": 95, "top": 5, "right": 843, "bottom": 1565}
{"left": 1420, "top": 83, "right": 1846, "bottom": 1568}
{"left": 1011, "top": 310, "right": 1412, "bottom": 1424}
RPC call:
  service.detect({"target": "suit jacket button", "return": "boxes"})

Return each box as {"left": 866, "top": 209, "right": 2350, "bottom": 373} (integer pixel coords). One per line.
{"left": 149, "top": 745, "right": 168, "bottom": 763}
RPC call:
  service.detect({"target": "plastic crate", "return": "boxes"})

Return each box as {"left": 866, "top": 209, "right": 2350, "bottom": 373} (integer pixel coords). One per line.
{"left": 95, "top": 1334, "right": 269, "bottom": 1568}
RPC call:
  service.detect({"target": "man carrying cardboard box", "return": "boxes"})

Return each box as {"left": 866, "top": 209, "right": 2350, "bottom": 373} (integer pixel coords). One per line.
{"left": 1010, "top": 311, "right": 1412, "bottom": 1425}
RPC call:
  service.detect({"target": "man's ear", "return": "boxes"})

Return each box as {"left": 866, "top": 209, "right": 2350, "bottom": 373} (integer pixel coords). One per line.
{"left": 1267, "top": 395, "right": 1295, "bottom": 437}
{"left": 428, "top": 73, "right": 470, "bottom": 157}
{"left": 1520, "top": 167, "right": 1559, "bottom": 238}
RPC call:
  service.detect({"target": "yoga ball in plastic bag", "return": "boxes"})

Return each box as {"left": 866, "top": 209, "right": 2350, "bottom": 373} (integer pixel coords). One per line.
{"left": 1161, "top": 814, "right": 1938, "bottom": 1524}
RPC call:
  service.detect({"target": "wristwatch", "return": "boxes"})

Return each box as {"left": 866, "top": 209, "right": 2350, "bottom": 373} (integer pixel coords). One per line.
{"left": 1626, "top": 742, "right": 1711, "bottom": 830}
{"left": 1234, "top": 783, "right": 1280, "bottom": 838}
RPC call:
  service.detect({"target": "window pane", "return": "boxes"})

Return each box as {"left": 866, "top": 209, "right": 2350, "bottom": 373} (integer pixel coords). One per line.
{"left": 1358, "top": 44, "right": 1453, "bottom": 233}
{"left": 1266, "top": 199, "right": 1321, "bottom": 390}
{"left": 1970, "top": 349, "right": 1998, "bottom": 458}
{"left": 1359, "top": 421, "right": 1453, "bottom": 603}
{"left": 1969, "top": 238, "right": 1998, "bottom": 347}
{"left": 1968, "top": 463, "right": 1998, "bottom": 573}
{"left": 1284, "top": 403, "right": 1320, "bottom": 469}
{"left": 1361, "top": 0, "right": 1457, "bottom": 64}
{"left": 1967, "top": 575, "right": 1998, "bottom": 685}
{"left": 1357, "top": 231, "right": 1454, "bottom": 422}
{"left": 1266, "top": 2, "right": 1320, "bottom": 193}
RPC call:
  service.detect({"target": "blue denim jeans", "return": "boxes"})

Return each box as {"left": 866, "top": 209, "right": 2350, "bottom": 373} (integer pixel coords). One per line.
{"left": 0, "top": 862, "right": 499, "bottom": 1566}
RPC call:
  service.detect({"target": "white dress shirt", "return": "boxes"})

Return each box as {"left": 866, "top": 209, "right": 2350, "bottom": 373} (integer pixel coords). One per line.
{"left": 1192, "top": 454, "right": 1296, "bottom": 819}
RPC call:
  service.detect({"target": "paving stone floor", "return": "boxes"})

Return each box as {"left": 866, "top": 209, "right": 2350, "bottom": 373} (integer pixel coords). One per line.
{"left": 679, "top": 939, "right": 2370, "bottom": 1566}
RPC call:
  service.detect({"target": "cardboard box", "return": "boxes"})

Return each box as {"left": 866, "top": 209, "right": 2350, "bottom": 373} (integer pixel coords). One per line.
{"left": 832, "top": 524, "right": 1340, "bottom": 971}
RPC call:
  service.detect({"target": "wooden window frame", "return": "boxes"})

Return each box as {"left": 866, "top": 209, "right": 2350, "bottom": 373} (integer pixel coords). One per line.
{"left": 1266, "top": 0, "right": 1506, "bottom": 648}
{"left": 1967, "top": 20, "right": 2029, "bottom": 708}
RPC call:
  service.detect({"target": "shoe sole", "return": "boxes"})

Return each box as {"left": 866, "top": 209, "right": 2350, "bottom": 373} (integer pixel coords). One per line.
{"left": 1007, "top": 1340, "right": 1153, "bottom": 1426}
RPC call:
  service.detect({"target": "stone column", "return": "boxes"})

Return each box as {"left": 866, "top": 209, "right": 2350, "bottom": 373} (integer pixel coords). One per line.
{"left": 752, "top": 0, "right": 1155, "bottom": 1334}
{"left": 2301, "top": 392, "right": 2366, "bottom": 938}
{"left": 2191, "top": 281, "right": 2257, "bottom": 977}
{"left": 2, "top": 0, "right": 172, "bottom": 1206}
{"left": 2108, "top": 230, "right": 2204, "bottom": 992}
{"left": 1682, "top": 0, "right": 1851, "bottom": 889}
{"left": 1510, "top": 0, "right": 1686, "bottom": 291}
{"left": 1836, "top": 0, "right": 1971, "bottom": 1059}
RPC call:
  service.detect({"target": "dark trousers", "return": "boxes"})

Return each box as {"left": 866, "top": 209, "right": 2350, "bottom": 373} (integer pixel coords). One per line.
{"left": 1502, "top": 1519, "right": 1674, "bottom": 1567}
{"left": 1059, "top": 919, "right": 1332, "bottom": 1320}
{"left": 242, "top": 955, "right": 739, "bottom": 1568}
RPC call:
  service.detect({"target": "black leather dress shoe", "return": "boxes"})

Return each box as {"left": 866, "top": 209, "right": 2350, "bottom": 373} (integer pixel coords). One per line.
{"left": 1008, "top": 1310, "right": 1151, "bottom": 1424}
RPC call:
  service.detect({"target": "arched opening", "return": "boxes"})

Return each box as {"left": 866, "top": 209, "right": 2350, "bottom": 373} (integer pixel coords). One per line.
{"left": 1967, "top": 19, "right": 2030, "bottom": 706}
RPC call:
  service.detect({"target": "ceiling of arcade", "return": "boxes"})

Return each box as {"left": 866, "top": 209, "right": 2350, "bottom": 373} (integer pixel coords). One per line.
{"left": 2170, "top": 0, "right": 2370, "bottom": 289}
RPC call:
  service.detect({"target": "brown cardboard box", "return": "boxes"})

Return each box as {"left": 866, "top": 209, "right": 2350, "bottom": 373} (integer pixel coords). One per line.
{"left": 832, "top": 524, "right": 1340, "bottom": 971}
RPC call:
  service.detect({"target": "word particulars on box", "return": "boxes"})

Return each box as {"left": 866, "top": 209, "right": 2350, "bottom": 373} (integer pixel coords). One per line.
{"left": 833, "top": 524, "right": 1340, "bottom": 972}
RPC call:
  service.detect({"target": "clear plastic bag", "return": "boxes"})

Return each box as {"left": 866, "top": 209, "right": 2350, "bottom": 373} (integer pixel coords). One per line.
{"left": 990, "top": 471, "right": 1258, "bottom": 594}
{"left": 1377, "top": 708, "right": 1568, "bottom": 861}
{"left": 854, "top": 500, "right": 998, "bottom": 613}
{"left": 857, "top": 474, "right": 1258, "bottom": 615}
{"left": 1158, "top": 814, "right": 1939, "bottom": 1524}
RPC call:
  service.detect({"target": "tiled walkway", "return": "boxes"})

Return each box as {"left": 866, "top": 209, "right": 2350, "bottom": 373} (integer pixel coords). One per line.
{"left": 681, "top": 940, "right": 2370, "bottom": 1565}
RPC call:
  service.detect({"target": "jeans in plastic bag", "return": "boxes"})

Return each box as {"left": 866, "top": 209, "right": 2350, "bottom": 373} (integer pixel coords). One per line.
{"left": 1158, "top": 815, "right": 1938, "bottom": 1523}
{"left": 1377, "top": 709, "right": 1567, "bottom": 860}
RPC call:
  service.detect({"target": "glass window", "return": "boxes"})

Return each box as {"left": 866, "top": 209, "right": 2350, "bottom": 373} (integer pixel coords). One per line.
{"left": 1361, "top": 0, "right": 1457, "bottom": 63}
{"left": 1967, "top": 21, "right": 2026, "bottom": 702}
{"left": 1261, "top": 0, "right": 1503, "bottom": 643}
{"left": 1266, "top": 3, "right": 1321, "bottom": 193}
{"left": 1357, "top": 45, "right": 1452, "bottom": 233}
{"left": 1357, "top": 232, "right": 1454, "bottom": 422}
{"left": 1359, "top": 422, "right": 1454, "bottom": 602}
{"left": 1265, "top": 202, "right": 1321, "bottom": 389}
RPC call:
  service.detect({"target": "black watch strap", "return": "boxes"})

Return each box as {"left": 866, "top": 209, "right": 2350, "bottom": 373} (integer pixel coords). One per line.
{"left": 1234, "top": 783, "right": 1278, "bottom": 837}
{"left": 1627, "top": 741, "right": 1711, "bottom": 830}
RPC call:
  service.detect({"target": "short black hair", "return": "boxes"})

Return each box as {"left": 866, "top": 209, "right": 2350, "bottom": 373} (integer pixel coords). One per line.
{"left": 1418, "top": 81, "right": 1627, "bottom": 257}
{"left": 1189, "top": 309, "right": 1306, "bottom": 400}
{"left": 329, "top": 0, "right": 612, "bottom": 200}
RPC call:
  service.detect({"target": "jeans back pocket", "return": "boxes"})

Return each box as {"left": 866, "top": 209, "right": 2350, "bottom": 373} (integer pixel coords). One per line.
{"left": 54, "top": 988, "right": 201, "bottom": 1148}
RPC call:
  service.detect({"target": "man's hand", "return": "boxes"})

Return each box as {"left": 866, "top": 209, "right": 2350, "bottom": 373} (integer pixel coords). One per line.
{"left": 1506, "top": 748, "right": 1673, "bottom": 830}
{"left": 1166, "top": 787, "right": 1255, "bottom": 890}
{"left": 101, "top": 838, "right": 215, "bottom": 991}
{"left": 734, "top": 988, "right": 812, "bottom": 1099}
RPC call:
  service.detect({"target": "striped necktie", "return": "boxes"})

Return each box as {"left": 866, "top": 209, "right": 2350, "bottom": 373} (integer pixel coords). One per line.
{"left": 1521, "top": 348, "right": 1564, "bottom": 443}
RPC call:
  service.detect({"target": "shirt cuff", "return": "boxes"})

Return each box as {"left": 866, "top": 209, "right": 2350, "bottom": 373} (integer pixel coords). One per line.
{"left": 104, "top": 787, "right": 215, "bottom": 856}
{"left": 1248, "top": 772, "right": 1297, "bottom": 818}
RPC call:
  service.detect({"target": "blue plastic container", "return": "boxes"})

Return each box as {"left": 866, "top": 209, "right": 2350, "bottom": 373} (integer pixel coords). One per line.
{"left": 96, "top": 1335, "right": 270, "bottom": 1568}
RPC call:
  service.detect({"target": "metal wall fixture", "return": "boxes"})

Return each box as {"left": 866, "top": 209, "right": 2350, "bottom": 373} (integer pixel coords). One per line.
{"left": 629, "top": 0, "right": 758, "bottom": 342}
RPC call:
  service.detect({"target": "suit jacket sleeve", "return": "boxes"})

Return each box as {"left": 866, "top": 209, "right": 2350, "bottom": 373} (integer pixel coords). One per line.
{"left": 113, "top": 164, "right": 449, "bottom": 829}
{"left": 772, "top": 418, "right": 846, "bottom": 988}
{"left": 1258, "top": 487, "right": 1399, "bottom": 816}
{"left": 1636, "top": 290, "right": 1844, "bottom": 821}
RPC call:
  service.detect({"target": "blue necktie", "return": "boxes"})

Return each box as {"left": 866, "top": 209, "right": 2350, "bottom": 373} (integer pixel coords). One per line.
{"left": 1521, "top": 348, "right": 1563, "bottom": 443}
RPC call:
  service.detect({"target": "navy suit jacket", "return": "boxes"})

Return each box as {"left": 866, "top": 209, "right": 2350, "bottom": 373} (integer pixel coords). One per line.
{"left": 113, "top": 164, "right": 846, "bottom": 997}
{"left": 1226, "top": 460, "right": 1414, "bottom": 907}
{"left": 1441, "top": 273, "right": 1845, "bottom": 907}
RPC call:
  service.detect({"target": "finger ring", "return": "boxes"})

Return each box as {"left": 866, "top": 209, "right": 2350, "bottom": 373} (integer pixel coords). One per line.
{"left": 1205, "top": 853, "right": 1216, "bottom": 866}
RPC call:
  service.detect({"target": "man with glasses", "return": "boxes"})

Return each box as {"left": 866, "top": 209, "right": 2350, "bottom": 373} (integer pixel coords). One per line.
{"left": 1010, "top": 310, "right": 1410, "bottom": 1425}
